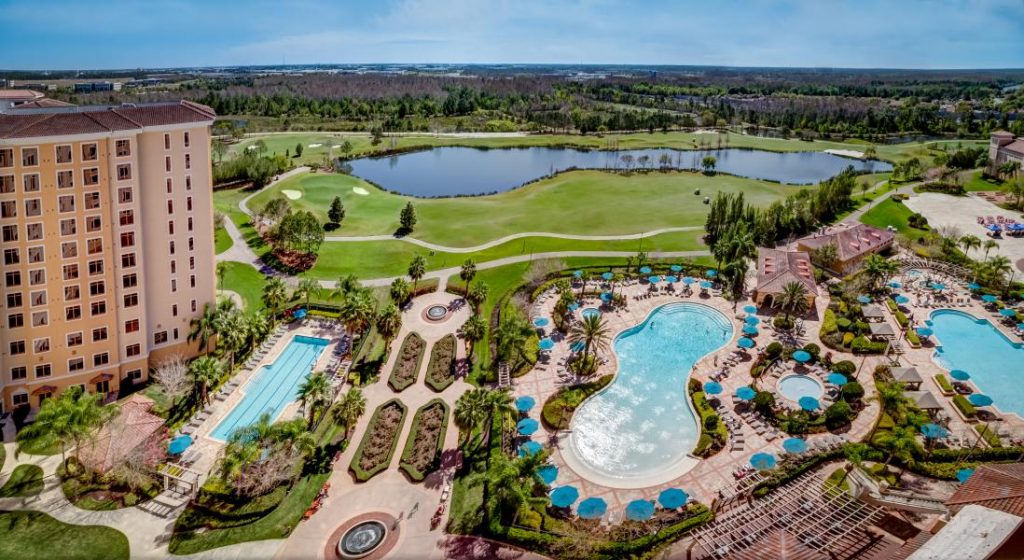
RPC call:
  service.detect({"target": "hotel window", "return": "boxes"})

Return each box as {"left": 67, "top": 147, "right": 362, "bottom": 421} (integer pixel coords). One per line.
{"left": 60, "top": 219, "right": 77, "bottom": 236}
{"left": 170, "top": 278, "right": 177, "bottom": 292}
{"left": 30, "top": 290, "right": 46, "bottom": 307}
{"left": 33, "top": 338, "right": 49, "bottom": 353}
{"left": 167, "top": 200, "right": 173, "bottom": 214}
{"left": 185, "top": 154, "right": 191, "bottom": 169}
{"left": 187, "top": 217, "right": 193, "bottom": 231}
{"left": 27, "top": 246, "right": 43, "bottom": 263}
{"left": 26, "top": 223, "right": 42, "bottom": 241}
{"left": 23, "top": 174, "right": 39, "bottom": 192}
{"left": 63, "top": 264, "right": 79, "bottom": 280}
{"left": 21, "top": 148, "right": 38, "bottom": 167}
{"left": 61, "top": 241, "right": 77, "bottom": 259}
{"left": 189, "top": 256, "right": 195, "bottom": 270}
{"left": 0, "top": 148, "right": 12, "bottom": 167}
{"left": 168, "top": 221, "right": 174, "bottom": 235}
{"left": 126, "top": 344, "right": 141, "bottom": 357}
{"left": 186, "top": 196, "right": 193, "bottom": 211}
{"left": 8, "top": 313, "right": 23, "bottom": 328}
{"left": 173, "top": 328, "right": 179, "bottom": 340}
{"left": 9, "top": 341, "right": 25, "bottom": 355}
{"left": 89, "top": 280, "right": 105, "bottom": 297}
{"left": 58, "top": 170, "right": 74, "bottom": 189}
{"left": 116, "top": 164, "right": 131, "bottom": 181}
{"left": 84, "top": 192, "right": 100, "bottom": 209}
{"left": 1, "top": 200, "right": 16, "bottom": 218}
{"left": 88, "top": 259, "right": 104, "bottom": 275}
{"left": 2, "top": 224, "right": 17, "bottom": 242}
{"left": 154, "top": 331, "right": 168, "bottom": 345}
{"left": 165, "top": 156, "right": 171, "bottom": 172}
{"left": 69, "top": 358, "right": 84, "bottom": 372}
{"left": 188, "top": 237, "right": 194, "bottom": 251}
{"left": 121, "top": 253, "right": 136, "bottom": 268}
{"left": 25, "top": 198, "right": 41, "bottom": 217}
{"left": 31, "top": 311, "right": 47, "bottom": 327}
{"left": 123, "top": 293, "right": 138, "bottom": 307}
{"left": 65, "top": 285, "right": 80, "bottom": 301}
{"left": 121, "top": 210, "right": 134, "bottom": 227}
{"left": 6, "top": 292, "right": 21, "bottom": 308}
{"left": 83, "top": 168, "right": 99, "bottom": 186}
{"left": 119, "top": 231, "right": 135, "bottom": 248}
{"left": 86, "top": 238, "right": 102, "bottom": 255}
{"left": 128, "top": 369, "right": 142, "bottom": 381}
{"left": 170, "top": 260, "right": 176, "bottom": 274}
{"left": 189, "top": 275, "right": 196, "bottom": 288}
{"left": 90, "top": 301, "right": 106, "bottom": 316}
{"left": 0, "top": 174, "right": 13, "bottom": 193}
{"left": 66, "top": 305, "right": 82, "bottom": 321}
{"left": 55, "top": 145, "right": 72, "bottom": 164}
{"left": 28, "top": 269, "right": 44, "bottom": 285}
{"left": 11, "top": 366, "right": 27, "bottom": 380}
{"left": 115, "top": 139, "right": 131, "bottom": 157}
{"left": 191, "top": 299, "right": 197, "bottom": 312}
{"left": 185, "top": 176, "right": 192, "bottom": 190}
{"left": 166, "top": 178, "right": 172, "bottom": 193}
{"left": 82, "top": 143, "right": 97, "bottom": 161}
{"left": 125, "top": 319, "right": 139, "bottom": 333}
{"left": 67, "top": 332, "right": 82, "bottom": 346}
{"left": 122, "top": 273, "right": 137, "bottom": 288}
{"left": 4, "top": 270, "right": 19, "bottom": 287}
{"left": 169, "top": 240, "right": 175, "bottom": 255}
{"left": 184, "top": 132, "right": 190, "bottom": 147}
{"left": 172, "top": 304, "right": 178, "bottom": 317}
{"left": 3, "top": 248, "right": 19, "bottom": 265}
{"left": 164, "top": 134, "right": 170, "bottom": 150}
{"left": 58, "top": 195, "right": 75, "bottom": 213}
{"left": 92, "top": 327, "right": 108, "bottom": 342}
{"left": 35, "top": 364, "right": 52, "bottom": 378}
{"left": 86, "top": 216, "right": 101, "bottom": 232}
{"left": 118, "top": 187, "right": 132, "bottom": 203}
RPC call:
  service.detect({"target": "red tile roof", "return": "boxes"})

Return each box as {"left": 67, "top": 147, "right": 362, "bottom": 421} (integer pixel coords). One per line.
{"left": 0, "top": 89, "right": 44, "bottom": 100}
{"left": 1003, "top": 140, "right": 1024, "bottom": 157}
{"left": 947, "top": 464, "right": 1024, "bottom": 517}
{"left": 13, "top": 98, "right": 74, "bottom": 108}
{"left": 797, "top": 224, "right": 894, "bottom": 264}
{"left": 78, "top": 394, "right": 164, "bottom": 474}
{"left": 0, "top": 100, "right": 215, "bottom": 139}
{"left": 756, "top": 248, "right": 819, "bottom": 296}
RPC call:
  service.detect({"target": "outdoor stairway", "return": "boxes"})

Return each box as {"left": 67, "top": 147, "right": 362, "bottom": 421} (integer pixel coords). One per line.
{"left": 498, "top": 362, "right": 511, "bottom": 387}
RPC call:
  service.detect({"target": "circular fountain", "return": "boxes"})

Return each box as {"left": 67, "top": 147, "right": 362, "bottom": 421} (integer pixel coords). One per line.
{"left": 423, "top": 304, "right": 449, "bottom": 322}
{"left": 326, "top": 513, "right": 398, "bottom": 560}
{"left": 337, "top": 521, "right": 387, "bottom": 559}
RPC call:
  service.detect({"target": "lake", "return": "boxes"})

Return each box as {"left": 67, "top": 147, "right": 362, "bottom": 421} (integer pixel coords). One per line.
{"left": 345, "top": 146, "right": 892, "bottom": 197}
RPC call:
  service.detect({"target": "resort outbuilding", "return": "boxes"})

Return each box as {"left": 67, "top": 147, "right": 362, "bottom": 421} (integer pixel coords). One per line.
{"left": 78, "top": 394, "right": 166, "bottom": 474}
{"left": 796, "top": 224, "right": 895, "bottom": 276}
{"left": 868, "top": 322, "right": 896, "bottom": 339}
{"left": 890, "top": 366, "right": 924, "bottom": 390}
{"left": 906, "top": 391, "right": 943, "bottom": 412}
{"left": 861, "top": 304, "right": 886, "bottom": 321}
{"left": 752, "top": 248, "right": 818, "bottom": 309}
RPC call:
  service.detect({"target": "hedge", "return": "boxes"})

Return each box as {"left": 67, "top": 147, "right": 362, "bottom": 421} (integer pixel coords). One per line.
{"left": 906, "top": 329, "right": 921, "bottom": 347}
{"left": 692, "top": 391, "right": 727, "bottom": 457}
{"left": 541, "top": 375, "right": 613, "bottom": 430}
{"left": 820, "top": 309, "right": 838, "bottom": 335}
{"left": 934, "top": 374, "right": 953, "bottom": 394}
{"left": 893, "top": 310, "right": 909, "bottom": 328}
{"left": 953, "top": 394, "right": 977, "bottom": 417}
{"left": 425, "top": 334, "right": 457, "bottom": 392}
{"left": 349, "top": 399, "right": 408, "bottom": 482}
{"left": 399, "top": 399, "right": 450, "bottom": 481}
{"left": 975, "top": 424, "right": 1002, "bottom": 448}
{"left": 387, "top": 333, "right": 426, "bottom": 392}
{"left": 851, "top": 336, "right": 887, "bottom": 354}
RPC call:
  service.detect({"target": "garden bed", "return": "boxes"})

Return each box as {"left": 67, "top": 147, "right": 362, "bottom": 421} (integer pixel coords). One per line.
{"left": 59, "top": 458, "right": 160, "bottom": 510}
{"left": 425, "top": 334, "right": 458, "bottom": 392}
{"left": 387, "top": 333, "right": 426, "bottom": 392}
{"left": 541, "top": 374, "right": 613, "bottom": 430}
{"left": 350, "top": 399, "right": 408, "bottom": 482}
{"left": 399, "top": 399, "right": 450, "bottom": 481}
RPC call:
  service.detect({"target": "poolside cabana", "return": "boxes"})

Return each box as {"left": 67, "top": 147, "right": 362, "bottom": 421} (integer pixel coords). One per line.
{"left": 868, "top": 322, "right": 896, "bottom": 339}
{"left": 890, "top": 366, "right": 923, "bottom": 390}
{"left": 861, "top": 304, "right": 885, "bottom": 322}
{"left": 906, "top": 390, "right": 943, "bottom": 412}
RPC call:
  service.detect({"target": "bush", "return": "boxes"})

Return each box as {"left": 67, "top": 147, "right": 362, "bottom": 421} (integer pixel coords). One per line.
{"left": 908, "top": 213, "right": 929, "bottom": 229}
{"left": 773, "top": 316, "right": 794, "bottom": 330}
{"left": 836, "top": 317, "right": 853, "bottom": 331}
{"left": 541, "top": 375, "right": 612, "bottom": 430}
{"left": 841, "top": 332, "right": 855, "bottom": 347}
{"left": 851, "top": 336, "right": 886, "bottom": 354}
{"left": 824, "top": 401, "right": 853, "bottom": 429}
{"left": 765, "top": 342, "right": 784, "bottom": 359}
{"left": 692, "top": 391, "right": 727, "bottom": 457}
{"left": 934, "top": 374, "right": 954, "bottom": 394}
{"left": 953, "top": 395, "right": 977, "bottom": 417}
{"left": 975, "top": 424, "right": 1001, "bottom": 447}
{"left": 893, "top": 310, "right": 909, "bottom": 328}
{"left": 906, "top": 329, "right": 921, "bottom": 346}
{"left": 821, "top": 309, "right": 838, "bottom": 335}
{"left": 123, "top": 493, "right": 139, "bottom": 507}
{"left": 387, "top": 333, "right": 426, "bottom": 392}
{"left": 704, "top": 413, "right": 720, "bottom": 431}
{"left": 841, "top": 381, "right": 864, "bottom": 402}
{"left": 833, "top": 360, "right": 856, "bottom": 376}
{"left": 350, "top": 399, "right": 407, "bottom": 482}
{"left": 424, "top": 334, "right": 457, "bottom": 392}
{"left": 752, "top": 391, "right": 776, "bottom": 417}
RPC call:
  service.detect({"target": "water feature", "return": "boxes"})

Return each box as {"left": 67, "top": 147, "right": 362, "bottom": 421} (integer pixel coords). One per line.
{"left": 777, "top": 374, "right": 824, "bottom": 403}
{"left": 338, "top": 521, "right": 387, "bottom": 558}
{"left": 347, "top": 146, "right": 891, "bottom": 197}
{"left": 929, "top": 310, "right": 1024, "bottom": 417}
{"left": 567, "top": 303, "right": 732, "bottom": 482}
{"left": 425, "top": 304, "right": 448, "bottom": 321}
{"left": 581, "top": 307, "right": 601, "bottom": 320}
{"left": 211, "top": 335, "right": 329, "bottom": 441}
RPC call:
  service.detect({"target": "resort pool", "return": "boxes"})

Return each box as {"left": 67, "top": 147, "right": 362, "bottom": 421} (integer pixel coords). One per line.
{"left": 211, "top": 335, "right": 329, "bottom": 441}
{"left": 567, "top": 303, "right": 732, "bottom": 484}
{"left": 777, "top": 375, "right": 824, "bottom": 403}
{"left": 929, "top": 310, "right": 1024, "bottom": 417}
{"left": 581, "top": 307, "right": 601, "bottom": 320}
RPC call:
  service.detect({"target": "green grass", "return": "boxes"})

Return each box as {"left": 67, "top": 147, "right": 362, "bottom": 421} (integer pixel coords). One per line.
{"left": 0, "top": 465, "right": 44, "bottom": 497}
{"left": 0, "top": 511, "right": 129, "bottom": 560}
{"left": 825, "top": 468, "right": 851, "bottom": 494}
{"left": 859, "top": 197, "right": 919, "bottom": 237}
{"left": 13, "top": 437, "right": 61, "bottom": 457}
{"left": 214, "top": 224, "right": 233, "bottom": 254}
{"left": 963, "top": 170, "right": 1006, "bottom": 192}
{"left": 244, "top": 169, "right": 797, "bottom": 246}
{"left": 219, "top": 261, "right": 268, "bottom": 311}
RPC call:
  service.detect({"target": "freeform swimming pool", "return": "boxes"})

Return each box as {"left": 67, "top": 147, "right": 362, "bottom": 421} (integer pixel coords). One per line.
{"left": 566, "top": 303, "right": 733, "bottom": 483}
{"left": 211, "top": 335, "right": 330, "bottom": 441}
{"left": 929, "top": 310, "right": 1024, "bottom": 417}
{"left": 777, "top": 374, "right": 824, "bottom": 403}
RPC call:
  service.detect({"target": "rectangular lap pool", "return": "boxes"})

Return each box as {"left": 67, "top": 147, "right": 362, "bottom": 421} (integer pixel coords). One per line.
{"left": 211, "top": 335, "right": 329, "bottom": 441}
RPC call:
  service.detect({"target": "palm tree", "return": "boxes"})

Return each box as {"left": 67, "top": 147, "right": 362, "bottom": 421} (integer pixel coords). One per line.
{"left": 16, "top": 386, "right": 115, "bottom": 466}
{"left": 462, "top": 314, "right": 487, "bottom": 361}
{"left": 959, "top": 234, "right": 982, "bottom": 257}
{"left": 862, "top": 254, "right": 899, "bottom": 291}
{"left": 262, "top": 277, "right": 288, "bottom": 321}
{"left": 189, "top": 356, "right": 223, "bottom": 405}
{"left": 987, "top": 255, "right": 1014, "bottom": 294}
{"left": 189, "top": 303, "right": 219, "bottom": 355}
{"left": 875, "top": 425, "right": 921, "bottom": 478}
{"left": 568, "top": 314, "right": 611, "bottom": 363}
{"left": 983, "top": 239, "right": 1000, "bottom": 261}
{"left": 723, "top": 257, "right": 750, "bottom": 308}
{"left": 778, "top": 281, "right": 810, "bottom": 321}
{"left": 331, "top": 274, "right": 360, "bottom": 302}
{"left": 296, "top": 277, "right": 321, "bottom": 309}
{"left": 494, "top": 314, "right": 534, "bottom": 366}
{"left": 466, "top": 281, "right": 489, "bottom": 312}
{"left": 460, "top": 259, "right": 477, "bottom": 293}
{"left": 216, "top": 261, "right": 227, "bottom": 292}
{"left": 486, "top": 387, "right": 516, "bottom": 434}
{"left": 218, "top": 311, "right": 248, "bottom": 370}
{"left": 408, "top": 256, "right": 426, "bottom": 293}
{"left": 340, "top": 288, "right": 376, "bottom": 337}
{"left": 334, "top": 388, "right": 366, "bottom": 437}
{"left": 375, "top": 303, "right": 402, "bottom": 350}
{"left": 389, "top": 277, "right": 410, "bottom": 306}
{"left": 454, "top": 388, "right": 490, "bottom": 448}
{"left": 871, "top": 381, "right": 908, "bottom": 439}
{"left": 297, "top": 372, "right": 333, "bottom": 429}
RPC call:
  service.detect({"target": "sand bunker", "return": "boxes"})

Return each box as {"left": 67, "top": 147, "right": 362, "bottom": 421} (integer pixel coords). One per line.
{"left": 282, "top": 189, "right": 302, "bottom": 200}
{"left": 825, "top": 149, "right": 865, "bottom": 159}
{"left": 353, "top": 187, "right": 369, "bottom": 196}
{"left": 308, "top": 143, "right": 323, "bottom": 148}
{"left": 331, "top": 144, "right": 341, "bottom": 149}
{"left": 693, "top": 129, "right": 721, "bottom": 135}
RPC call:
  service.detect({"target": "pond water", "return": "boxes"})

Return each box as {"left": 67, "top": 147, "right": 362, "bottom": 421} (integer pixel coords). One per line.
{"left": 346, "top": 146, "right": 891, "bottom": 197}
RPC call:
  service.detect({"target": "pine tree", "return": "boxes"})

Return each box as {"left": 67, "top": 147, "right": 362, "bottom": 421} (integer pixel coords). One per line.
{"left": 328, "top": 196, "right": 345, "bottom": 225}
{"left": 400, "top": 202, "right": 417, "bottom": 233}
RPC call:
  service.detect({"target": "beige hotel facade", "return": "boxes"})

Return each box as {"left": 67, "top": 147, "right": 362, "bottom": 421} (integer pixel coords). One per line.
{"left": 0, "top": 100, "right": 217, "bottom": 417}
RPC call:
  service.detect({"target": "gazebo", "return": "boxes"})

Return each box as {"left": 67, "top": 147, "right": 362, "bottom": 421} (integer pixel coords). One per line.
{"left": 906, "top": 390, "right": 943, "bottom": 412}
{"left": 890, "top": 366, "right": 923, "bottom": 390}
{"left": 861, "top": 304, "right": 885, "bottom": 322}
{"left": 868, "top": 322, "right": 896, "bottom": 340}
{"left": 78, "top": 394, "right": 166, "bottom": 474}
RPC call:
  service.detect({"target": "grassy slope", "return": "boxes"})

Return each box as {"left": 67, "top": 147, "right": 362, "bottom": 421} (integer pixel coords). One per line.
{"left": 859, "top": 197, "right": 920, "bottom": 237}
{"left": 963, "top": 170, "right": 1006, "bottom": 192}
{"left": 214, "top": 225, "right": 233, "bottom": 254}
{"left": 0, "top": 511, "right": 129, "bottom": 560}
{"left": 219, "top": 261, "right": 268, "bottom": 311}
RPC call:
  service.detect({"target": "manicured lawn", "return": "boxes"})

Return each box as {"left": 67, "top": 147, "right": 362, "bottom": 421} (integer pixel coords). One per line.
{"left": 0, "top": 511, "right": 129, "bottom": 560}
{"left": 860, "top": 197, "right": 920, "bottom": 237}
{"left": 14, "top": 437, "right": 61, "bottom": 457}
{"left": 246, "top": 169, "right": 797, "bottom": 246}
{"left": 214, "top": 224, "right": 233, "bottom": 254}
{"left": 963, "top": 170, "right": 1006, "bottom": 192}
{"left": 219, "top": 261, "right": 268, "bottom": 311}
{"left": 0, "top": 465, "right": 44, "bottom": 497}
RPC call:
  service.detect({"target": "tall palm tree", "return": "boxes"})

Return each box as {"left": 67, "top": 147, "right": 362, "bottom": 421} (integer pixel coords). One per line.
{"left": 986, "top": 255, "right": 1014, "bottom": 295}
{"left": 870, "top": 381, "right": 908, "bottom": 439}
{"left": 331, "top": 274, "right": 360, "bottom": 302}
{"left": 189, "top": 356, "right": 223, "bottom": 405}
{"left": 778, "top": 281, "right": 810, "bottom": 321}
{"left": 375, "top": 303, "right": 402, "bottom": 351}
{"left": 389, "top": 277, "right": 410, "bottom": 306}
{"left": 189, "top": 303, "right": 219, "bottom": 355}
{"left": 340, "top": 288, "right": 376, "bottom": 337}
{"left": 862, "top": 254, "right": 899, "bottom": 291}
{"left": 462, "top": 314, "right": 487, "bottom": 361}
{"left": 471, "top": 453, "right": 537, "bottom": 519}
{"left": 875, "top": 425, "right": 921, "bottom": 476}
{"left": 959, "top": 234, "right": 982, "bottom": 257}
{"left": 568, "top": 314, "right": 611, "bottom": 363}
{"left": 219, "top": 312, "right": 248, "bottom": 370}
{"left": 334, "top": 388, "right": 366, "bottom": 437}
{"left": 16, "top": 386, "right": 115, "bottom": 466}
{"left": 262, "top": 278, "right": 289, "bottom": 321}
{"left": 454, "top": 388, "right": 490, "bottom": 449}
{"left": 486, "top": 387, "right": 516, "bottom": 435}
{"left": 296, "top": 277, "right": 321, "bottom": 309}
{"left": 297, "top": 372, "right": 333, "bottom": 429}
{"left": 466, "top": 281, "right": 489, "bottom": 312}
{"left": 983, "top": 239, "right": 1000, "bottom": 261}
{"left": 216, "top": 261, "right": 227, "bottom": 292}
{"left": 408, "top": 256, "right": 426, "bottom": 293}
{"left": 494, "top": 314, "right": 534, "bottom": 366}
{"left": 723, "top": 257, "right": 750, "bottom": 308}
{"left": 460, "top": 259, "right": 477, "bottom": 293}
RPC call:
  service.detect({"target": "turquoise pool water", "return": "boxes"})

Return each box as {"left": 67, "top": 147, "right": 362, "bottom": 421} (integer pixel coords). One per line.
{"left": 568, "top": 303, "right": 733, "bottom": 481}
{"left": 778, "top": 375, "right": 824, "bottom": 402}
{"left": 929, "top": 310, "right": 1024, "bottom": 417}
{"left": 581, "top": 307, "right": 601, "bottom": 320}
{"left": 211, "top": 335, "right": 329, "bottom": 441}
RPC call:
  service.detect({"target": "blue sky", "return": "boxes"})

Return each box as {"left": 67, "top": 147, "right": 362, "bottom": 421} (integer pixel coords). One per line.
{"left": 1, "top": 0, "right": 1022, "bottom": 70}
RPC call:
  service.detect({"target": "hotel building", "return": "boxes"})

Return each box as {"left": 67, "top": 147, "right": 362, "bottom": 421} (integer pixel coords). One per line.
{"left": 0, "top": 100, "right": 217, "bottom": 419}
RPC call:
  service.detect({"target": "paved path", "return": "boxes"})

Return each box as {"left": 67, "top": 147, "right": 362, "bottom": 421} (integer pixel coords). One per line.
{"left": 217, "top": 215, "right": 261, "bottom": 266}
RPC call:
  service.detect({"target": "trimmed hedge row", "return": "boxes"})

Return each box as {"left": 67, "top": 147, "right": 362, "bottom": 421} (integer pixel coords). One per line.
{"left": 425, "top": 334, "right": 458, "bottom": 392}
{"left": 975, "top": 424, "right": 1002, "bottom": 448}
{"left": 387, "top": 333, "right": 426, "bottom": 392}
{"left": 953, "top": 394, "right": 977, "bottom": 417}
{"left": 692, "top": 391, "right": 727, "bottom": 457}
{"left": 934, "top": 374, "right": 953, "bottom": 394}
{"left": 350, "top": 399, "right": 407, "bottom": 482}
{"left": 399, "top": 399, "right": 450, "bottom": 481}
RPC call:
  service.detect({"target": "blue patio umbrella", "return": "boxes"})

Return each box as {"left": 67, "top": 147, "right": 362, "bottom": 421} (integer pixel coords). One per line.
{"left": 915, "top": 327, "right": 933, "bottom": 337}
{"left": 700, "top": 281, "right": 713, "bottom": 289}
{"left": 742, "top": 325, "right": 759, "bottom": 335}
{"left": 782, "top": 438, "right": 808, "bottom": 454}
{"left": 577, "top": 497, "right": 608, "bottom": 519}
{"left": 799, "top": 396, "right": 820, "bottom": 411}
{"left": 168, "top": 435, "right": 193, "bottom": 455}
{"left": 736, "top": 386, "right": 757, "bottom": 401}
{"left": 682, "top": 277, "right": 696, "bottom": 285}
{"left": 743, "top": 305, "right": 758, "bottom": 314}
{"left": 625, "top": 500, "right": 655, "bottom": 521}
{"left": 750, "top": 452, "right": 777, "bottom": 470}
{"left": 703, "top": 381, "right": 723, "bottom": 395}
{"left": 968, "top": 282, "right": 981, "bottom": 291}
{"left": 517, "top": 418, "right": 540, "bottom": 435}
{"left": 745, "top": 315, "right": 760, "bottom": 325}
{"left": 982, "top": 294, "right": 999, "bottom": 303}
{"left": 894, "top": 295, "right": 910, "bottom": 305}
{"left": 706, "top": 269, "right": 718, "bottom": 278}
{"left": 570, "top": 341, "right": 585, "bottom": 353}
{"left": 648, "top": 275, "right": 662, "bottom": 284}
{"left": 1019, "top": 323, "right": 1024, "bottom": 331}
{"left": 602, "top": 272, "right": 614, "bottom": 281}
{"left": 920, "top": 423, "right": 949, "bottom": 439}
{"left": 550, "top": 486, "right": 579, "bottom": 508}
{"left": 931, "top": 282, "right": 946, "bottom": 291}
{"left": 515, "top": 395, "right": 536, "bottom": 413}
{"left": 792, "top": 350, "right": 812, "bottom": 363}
{"left": 987, "top": 224, "right": 1001, "bottom": 232}
{"left": 665, "top": 276, "right": 679, "bottom": 283}
{"left": 827, "top": 372, "right": 849, "bottom": 386}
{"left": 519, "top": 441, "right": 543, "bottom": 457}
{"left": 1000, "top": 308, "right": 1017, "bottom": 317}
{"left": 573, "top": 270, "right": 583, "bottom": 278}
{"left": 956, "top": 468, "right": 975, "bottom": 483}
{"left": 737, "top": 337, "right": 756, "bottom": 349}
{"left": 658, "top": 488, "right": 689, "bottom": 509}
{"left": 600, "top": 292, "right": 613, "bottom": 302}
{"left": 888, "top": 281, "right": 902, "bottom": 289}
{"left": 538, "top": 465, "right": 559, "bottom": 485}
{"left": 639, "top": 266, "right": 652, "bottom": 274}
{"left": 538, "top": 338, "right": 555, "bottom": 351}
{"left": 568, "top": 302, "right": 580, "bottom": 312}
{"left": 857, "top": 295, "right": 872, "bottom": 304}
{"left": 969, "top": 394, "right": 994, "bottom": 407}
{"left": 293, "top": 308, "right": 308, "bottom": 319}
{"left": 670, "top": 265, "right": 683, "bottom": 273}
{"left": 533, "top": 317, "right": 550, "bottom": 328}
{"left": 950, "top": 369, "right": 971, "bottom": 381}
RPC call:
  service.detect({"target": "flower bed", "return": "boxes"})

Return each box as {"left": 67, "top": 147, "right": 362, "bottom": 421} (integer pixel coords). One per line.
{"left": 425, "top": 334, "right": 457, "bottom": 392}
{"left": 387, "top": 333, "right": 426, "bottom": 392}
{"left": 541, "top": 374, "right": 613, "bottom": 430}
{"left": 350, "top": 399, "right": 407, "bottom": 482}
{"left": 399, "top": 399, "right": 450, "bottom": 481}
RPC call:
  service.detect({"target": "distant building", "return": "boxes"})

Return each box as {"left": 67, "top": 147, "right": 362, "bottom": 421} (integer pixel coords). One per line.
{"left": 990, "top": 131, "right": 1024, "bottom": 172}
{"left": 752, "top": 248, "right": 818, "bottom": 309}
{"left": 0, "top": 90, "right": 45, "bottom": 111}
{"left": 795, "top": 224, "right": 895, "bottom": 276}
{"left": 73, "top": 82, "right": 123, "bottom": 93}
